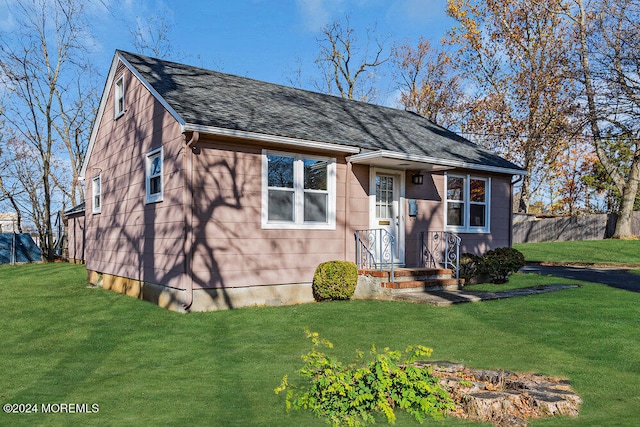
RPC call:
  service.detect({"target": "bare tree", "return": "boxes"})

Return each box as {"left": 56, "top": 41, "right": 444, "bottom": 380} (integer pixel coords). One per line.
{"left": 314, "top": 16, "right": 389, "bottom": 102}
{"left": 0, "top": 0, "right": 98, "bottom": 259}
{"left": 563, "top": 0, "right": 640, "bottom": 237}
{"left": 130, "top": 14, "right": 174, "bottom": 59}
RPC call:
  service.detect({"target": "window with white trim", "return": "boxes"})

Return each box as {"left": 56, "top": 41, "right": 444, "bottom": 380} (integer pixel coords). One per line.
{"left": 146, "top": 148, "right": 163, "bottom": 203}
{"left": 92, "top": 175, "right": 101, "bottom": 214}
{"left": 262, "top": 150, "right": 336, "bottom": 229}
{"left": 445, "top": 174, "right": 490, "bottom": 233}
{"left": 114, "top": 75, "right": 125, "bottom": 118}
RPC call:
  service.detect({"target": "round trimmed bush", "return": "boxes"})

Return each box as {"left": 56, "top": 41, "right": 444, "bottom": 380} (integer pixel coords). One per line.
{"left": 312, "top": 260, "right": 358, "bottom": 301}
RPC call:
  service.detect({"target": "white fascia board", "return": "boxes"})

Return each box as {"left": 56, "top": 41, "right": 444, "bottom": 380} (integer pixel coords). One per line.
{"left": 80, "top": 51, "right": 185, "bottom": 178}
{"left": 80, "top": 55, "right": 118, "bottom": 178}
{"left": 119, "top": 53, "right": 185, "bottom": 127}
{"left": 181, "top": 123, "right": 361, "bottom": 154}
{"left": 347, "top": 150, "right": 527, "bottom": 176}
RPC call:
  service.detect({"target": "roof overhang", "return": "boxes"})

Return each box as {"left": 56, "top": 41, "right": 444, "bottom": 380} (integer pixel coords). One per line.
{"left": 182, "top": 123, "right": 360, "bottom": 154}
{"left": 347, "top": 150, "right": 527, "bottom": 175}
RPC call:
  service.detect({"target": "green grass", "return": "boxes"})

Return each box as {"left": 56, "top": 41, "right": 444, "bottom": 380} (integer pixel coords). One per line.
{"left": 514, "top": 240, "right": 640, "bottom": 265}
{"left": 1, "top": 263, "right": 640, "bottom": 426}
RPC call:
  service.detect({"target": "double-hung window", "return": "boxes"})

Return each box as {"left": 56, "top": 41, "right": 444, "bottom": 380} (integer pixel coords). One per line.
{"left": 445, "top": 174, "right": 490, "bottom": 233}
{"left": 146, "top": 148, "right": 163, "bottom": 203}
{"left": 92, "top": 175, "right": 101, "bottom": 214}
{"left": 262, "top": 150, "right": 336, "bottom": 229}
{"left": 114, "top": 75, "right": 125, "bottom": 118}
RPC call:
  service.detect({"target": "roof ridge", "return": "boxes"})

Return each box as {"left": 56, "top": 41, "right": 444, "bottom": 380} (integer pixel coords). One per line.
{"left": 116, "top": 49, "right": 452, "bottom": 127}
{"left": 111, "top": 49, "right": 524, "bottom": 175}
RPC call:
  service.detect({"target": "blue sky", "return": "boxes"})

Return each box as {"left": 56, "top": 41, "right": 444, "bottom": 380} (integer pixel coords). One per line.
{"left": 99, "top": 0, "right": 455, "bottom": 79}
{"left": 2, "top": 0, "right": 455, "bottom": 107}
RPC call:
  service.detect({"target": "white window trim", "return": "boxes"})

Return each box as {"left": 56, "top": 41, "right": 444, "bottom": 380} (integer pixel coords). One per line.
{"left": 444, "top": 173, "right": 491, "bottom": 233}
{"left": 92, "top": 175, "right": 102, "bottom": 214}
{"left": 261, "top": 149, "right": 336, "bottom": 230}
{"left": 114, "top": 74, "right": 125, "bottom": 119}
{"left": 146, "top": 147, "right": 163, "bottom": 204}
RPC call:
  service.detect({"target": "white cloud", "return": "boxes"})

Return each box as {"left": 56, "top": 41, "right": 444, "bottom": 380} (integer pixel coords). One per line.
{"left": 386, "top": 0, "right": 451, "bottom": 30}
{"left": 295, "top": 0, "right": 345, "bottom": 32}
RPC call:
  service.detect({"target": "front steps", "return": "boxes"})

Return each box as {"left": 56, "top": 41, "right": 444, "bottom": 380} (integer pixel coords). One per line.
{"left": 354, "top": 268, "right": 465, "bottom": 300}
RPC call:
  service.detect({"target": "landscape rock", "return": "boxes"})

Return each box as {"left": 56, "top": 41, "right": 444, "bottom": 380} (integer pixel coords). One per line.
{"left": 419, "top": 362, "right": 582, "bottom": 426}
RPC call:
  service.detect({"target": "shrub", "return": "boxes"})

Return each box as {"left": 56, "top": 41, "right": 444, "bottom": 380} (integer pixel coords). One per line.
{"left": 275, "top": 329, "right": 455, "bottom": 426}
{"left": 458, "top": 252, "right": 483, "bottom": 284}
{"left": 479, "top": 247, "right": 526, "bottom": 284}
{"left": 312, "top": 260, "right": 358, "bottom": 301}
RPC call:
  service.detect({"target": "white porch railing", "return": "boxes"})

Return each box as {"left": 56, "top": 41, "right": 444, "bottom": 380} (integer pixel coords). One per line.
{"left": 420, "top": 231, "right": 461, "bottom": 279}
{"left": 355, "top": 229, "right": 395, "bottom": 283}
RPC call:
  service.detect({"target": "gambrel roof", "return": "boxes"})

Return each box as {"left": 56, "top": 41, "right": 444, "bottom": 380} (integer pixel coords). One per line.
{"left": 82, "top": 50, "right": 525, "bottom": 177}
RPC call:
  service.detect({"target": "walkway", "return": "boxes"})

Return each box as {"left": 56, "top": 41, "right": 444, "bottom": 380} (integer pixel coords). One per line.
{"left": 392, "top": 284, "right": 580, "bottom": 306}
{"left": 390, "top": 264, "right": 640, "bottom": 306}
{"left": 521, "top": 264, "right": 640, "bottom": 293}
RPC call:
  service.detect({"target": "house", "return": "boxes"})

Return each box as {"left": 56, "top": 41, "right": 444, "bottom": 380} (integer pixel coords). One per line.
{"left": 0, "top": 212, "right": 19, "bottom": 233}
{"left": 79, "top": 50, "right": 525, "bottom": 312}
{"left": 64, "top": 202, "right": 86, "bottom": 264}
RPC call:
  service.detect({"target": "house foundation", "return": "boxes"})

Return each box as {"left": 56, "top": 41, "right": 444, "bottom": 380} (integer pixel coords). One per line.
{"left": 87, "top": 270, "right": 315, "bottom": 312}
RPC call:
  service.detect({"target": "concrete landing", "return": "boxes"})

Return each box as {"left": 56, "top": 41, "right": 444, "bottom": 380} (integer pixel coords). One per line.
{"left": 391, "top": 284, "right": 581, "bottom": 306}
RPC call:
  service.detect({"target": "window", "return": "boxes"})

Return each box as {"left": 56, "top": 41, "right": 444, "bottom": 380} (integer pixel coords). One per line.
{"left": 92, "top": 175, "right": 101, "bottom": 214}
{"left": 262, "top": 150, "right": 336, "bottom": 229}
{"left": 445, "top": 174, "right": 490, "bottom": 232}
{"left": 146, "top": 148, "right": 163, "bottom": 203}
{"left": 114, "top": 75, "right": 125, "bottom": 117}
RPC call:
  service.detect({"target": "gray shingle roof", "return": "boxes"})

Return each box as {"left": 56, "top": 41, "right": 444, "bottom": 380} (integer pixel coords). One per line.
{"left": 119, "top": 50, "right": 523, "bottom": 173}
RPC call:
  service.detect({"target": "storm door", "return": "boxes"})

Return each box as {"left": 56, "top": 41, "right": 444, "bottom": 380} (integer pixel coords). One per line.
{"left": 369, "top": 170, "right": 404, "bottom": 265}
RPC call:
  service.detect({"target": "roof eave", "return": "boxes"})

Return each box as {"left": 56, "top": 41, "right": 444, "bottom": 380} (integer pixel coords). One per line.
{"left": 181, "top": 123, "right": 360, "bottom": 154}
{"left": 346, "top": 150, "right": 527, "bottom": 176}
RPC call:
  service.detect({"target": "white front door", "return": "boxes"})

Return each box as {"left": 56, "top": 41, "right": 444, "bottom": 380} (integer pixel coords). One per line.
{"left": 370, "top": 169, "right": 404, "bottom": 265}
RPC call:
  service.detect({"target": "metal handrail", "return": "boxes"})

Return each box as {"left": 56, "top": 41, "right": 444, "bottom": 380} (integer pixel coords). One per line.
{"left": 420, "top": 231, "right": 461, "bottom": 279}
{"left": 355, "top": 229, "right": 395, "bottom": 283}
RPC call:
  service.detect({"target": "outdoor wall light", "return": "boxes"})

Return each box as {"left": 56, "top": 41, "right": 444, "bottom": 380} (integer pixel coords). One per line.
{"left": 411, "top": 172, "right": 424, "bottom": 185}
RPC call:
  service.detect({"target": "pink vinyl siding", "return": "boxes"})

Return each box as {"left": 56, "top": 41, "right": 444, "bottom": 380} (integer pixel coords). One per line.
{"left": 404, "top": 171, "right": 513, "bottom": 266}
{"left": 460, "top": 175, "right": 513, "bottom": 254}
{"left": 85, "top": 63, "right": 186, "bottom": 289}
{"left": 187, "top": 139, "right": 365, "bottom": 289}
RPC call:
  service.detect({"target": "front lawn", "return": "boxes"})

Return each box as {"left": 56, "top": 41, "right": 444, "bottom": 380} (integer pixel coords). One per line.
{"left": 1, "top": 263, "right": 639, "bottom": 426}
{"left": 514, "top": 239, "right": 640, "bottom": 265}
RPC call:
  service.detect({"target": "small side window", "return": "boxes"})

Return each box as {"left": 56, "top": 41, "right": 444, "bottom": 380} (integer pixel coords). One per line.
{"left": 146, "top": 148, "right": 163, "bottom": 203}
{"left": 92, "top": 175, "right": 101, "bottom": 214}
{"left": 115, "top": 75, "right": 125, "bottom": 118}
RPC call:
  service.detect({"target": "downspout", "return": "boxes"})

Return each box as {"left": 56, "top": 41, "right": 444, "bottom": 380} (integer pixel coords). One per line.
{"left": 183, "top": 131, "right": 199, "bottom": 310}
{"left": 344, "top": 161, "right": 352, "bottom": 261}
{"left": 510, "top": 175, "right": 524, "bottom": 247}
{"left": 187, "top": 131, "right": 199, "bottom": 149}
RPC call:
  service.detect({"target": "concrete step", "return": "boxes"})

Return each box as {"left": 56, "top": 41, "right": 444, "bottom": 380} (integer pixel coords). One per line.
{"left": 359, "top": 268, "right": 453, "bottom": 282}
{"left": 381, "top": 278, "right": 465, "bottom": 292}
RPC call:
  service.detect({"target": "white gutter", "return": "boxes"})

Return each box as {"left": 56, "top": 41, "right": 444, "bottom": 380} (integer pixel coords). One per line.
{"left": 347, "top": 149, "right": 527, "bottom": 176}
{"left": 181, "top": 123, "right": 360, "bottom": 154}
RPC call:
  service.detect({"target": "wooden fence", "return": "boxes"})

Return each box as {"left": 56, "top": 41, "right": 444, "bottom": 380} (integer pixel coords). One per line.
{"left": 513, "top": 212, "right": 640, "bottom": 243}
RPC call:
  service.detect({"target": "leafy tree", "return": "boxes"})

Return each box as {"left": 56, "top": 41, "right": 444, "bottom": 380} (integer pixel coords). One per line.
{"left": 563, "top": 0, "right": 640, "bottom": 237}
{"left": 392, "top": 37, "right": 462, "bottom": 128}
{"left": 446, "top": 0, "right": 577, "bottom": 213}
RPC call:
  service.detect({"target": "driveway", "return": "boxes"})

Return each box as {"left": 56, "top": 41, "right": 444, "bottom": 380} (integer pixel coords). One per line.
{"left": 521, "top": 264, "right": 640, "bottom": 293}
